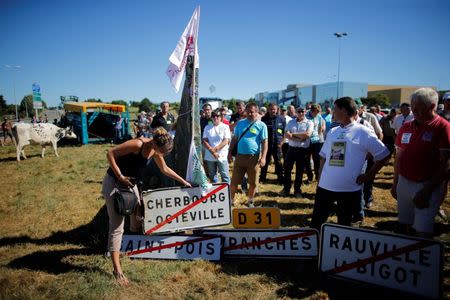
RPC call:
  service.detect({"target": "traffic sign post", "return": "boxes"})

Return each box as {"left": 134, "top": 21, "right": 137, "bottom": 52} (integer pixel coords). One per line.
{"left": 32, "top": 83, "right": 42, "bottom": 113}
{"left": 319, "top": 224, "right": 443, "bottom": 299}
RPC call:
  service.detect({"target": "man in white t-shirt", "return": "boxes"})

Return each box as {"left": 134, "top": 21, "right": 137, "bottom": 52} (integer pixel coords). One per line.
{"left": 310, "top": 97, "right": 391, "bottom": 230}
{"left": 392, "top": 103, "right": 414, "bottom": 134}
{"left": 280, "top": 105, "right": 292, "bottom": 160}
{"left": 202, "top": 110, "right": 231, "bottom": 183}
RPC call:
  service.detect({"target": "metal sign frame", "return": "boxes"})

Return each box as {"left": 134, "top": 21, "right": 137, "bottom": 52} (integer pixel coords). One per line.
{"left": 319, "top": 223, "right": 443, "bottom": 299}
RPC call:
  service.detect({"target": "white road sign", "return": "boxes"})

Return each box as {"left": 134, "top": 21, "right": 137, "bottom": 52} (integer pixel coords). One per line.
{"left": 319, "top": 224, "right": 443, "bottom": 299}
{"left": 120, "top": 234, "right": 222, "bottom": 261}
{"left": 143, "top": 183, "right": 231, "bottom": 234}
{"left": 203, "top": 229, "right": 319, "bottom": 259}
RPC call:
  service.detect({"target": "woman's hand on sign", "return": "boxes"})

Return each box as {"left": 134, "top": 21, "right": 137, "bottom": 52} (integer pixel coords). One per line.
{"left": 183, "top": 180, "right": 192, "bottom": 188}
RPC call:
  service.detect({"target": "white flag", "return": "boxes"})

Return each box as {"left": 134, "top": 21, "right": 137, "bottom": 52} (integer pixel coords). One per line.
{"left": 166, "top": 6, "right": 200, "bottom": 93}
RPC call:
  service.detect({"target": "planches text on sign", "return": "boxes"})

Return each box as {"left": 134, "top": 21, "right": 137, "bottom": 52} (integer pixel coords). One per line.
{"left": 232, "top": 207, "right": 281, "bottom": 229}
{"left": 202, "top": 229, "right": 318, "bottom": 259}
{"left": 319, "top": 224, "right": 443, "bottom": 299}
{"left": 120, "top": 234, "right": 222, "bottom": 261}
{"left": 143, "top": 183, "right": 231, "bottom": 234}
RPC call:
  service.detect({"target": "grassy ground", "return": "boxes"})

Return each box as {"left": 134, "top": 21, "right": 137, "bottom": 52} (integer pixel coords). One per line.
{"left": 0, "top": 141, "right": 448, "bottom": 299}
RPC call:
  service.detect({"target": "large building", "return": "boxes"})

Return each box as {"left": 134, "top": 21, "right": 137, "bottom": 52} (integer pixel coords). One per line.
{"left": 256, "top": 81, "right": 368, "bottom": 107}
{"left": 368, "top": 85, "right": 436, "bottom": 106}
{"left": 256, "top": 83, "right": 438, "bottom": 108}
{"left": 315, "top": 81, "right": 368, "bottom": 104}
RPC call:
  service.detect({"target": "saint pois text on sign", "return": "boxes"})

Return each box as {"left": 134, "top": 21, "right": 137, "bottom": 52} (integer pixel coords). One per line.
{"left": 120, "top": 234, "right": 222, "bottom": 261}
{"left": 203, "top": 229, "right": 318, "bottom": 259}
{"left": 143, "top": 183, "right": 231, "bottom": 234}
{"left": 319, "top": 224, "right": 442, "bottom": 299}
{"left": 232, "top": 207, "right": 280, "bottom": 229}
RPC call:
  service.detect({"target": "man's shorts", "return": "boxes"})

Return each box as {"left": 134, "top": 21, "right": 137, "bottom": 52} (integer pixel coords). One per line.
{"left": 231, "top": 154, "right": 260, "bottom": 188}
{"left": 396, "top": 175, "right": 443, "bottom": 233}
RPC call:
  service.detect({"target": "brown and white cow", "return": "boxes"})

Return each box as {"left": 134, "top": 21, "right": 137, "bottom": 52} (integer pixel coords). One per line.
{"left": 12, "top": 123, "right": 77, "bottom": 161}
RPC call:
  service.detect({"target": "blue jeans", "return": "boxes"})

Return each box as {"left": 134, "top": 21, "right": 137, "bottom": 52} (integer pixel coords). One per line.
{"left": 205, "top": 160, "right": 230, "bottom": 184}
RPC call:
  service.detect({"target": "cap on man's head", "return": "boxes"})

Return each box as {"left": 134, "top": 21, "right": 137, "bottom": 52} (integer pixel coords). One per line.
{"left": 280, "top": 105, "right": 287, "bottom": 110}
{"left": 296, "top": 106, "right": 305, "bottom": 112}
{"left": 354, "top": 98, "right": 363, "bottom": 106}
{"left": 140, "top": 111, "right": 146, "bottom": 115}
{"left": 400, "top": 102, "right": 410, "bottom": 108}
{"left": 443, "top": 92, "right": 450, "bottom": 102}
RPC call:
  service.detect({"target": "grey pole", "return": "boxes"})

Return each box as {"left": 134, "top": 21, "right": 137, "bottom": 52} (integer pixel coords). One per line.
{"left": 4, "top": 65, "right": 21, "bottom": 121}
{"left": 334, "top": 33, "right": 347, "bottom": 100}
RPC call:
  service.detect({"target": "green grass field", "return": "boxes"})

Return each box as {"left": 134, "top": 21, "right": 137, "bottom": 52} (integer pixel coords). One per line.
{"left": 0, "top": 141, "right": 448, "bottom": 299}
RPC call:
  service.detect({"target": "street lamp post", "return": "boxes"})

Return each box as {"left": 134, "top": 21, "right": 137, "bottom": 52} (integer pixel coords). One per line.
{"left": 334, "top": 32, "right": 347, "bottom": 100}
{"left": 4, "top": 65, "right": 21, "bottom": 121}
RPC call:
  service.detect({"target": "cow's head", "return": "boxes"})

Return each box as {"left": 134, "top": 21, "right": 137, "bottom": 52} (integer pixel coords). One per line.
{"left": 64, "top": 127, "right": 77, "bottom": 139}
{"left": 56, "top": 127, "right": 77, "bottom": 140}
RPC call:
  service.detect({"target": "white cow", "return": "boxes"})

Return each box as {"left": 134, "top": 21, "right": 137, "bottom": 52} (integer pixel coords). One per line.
{"left": 13, "top": 123, "right": 77, "bottom": 161}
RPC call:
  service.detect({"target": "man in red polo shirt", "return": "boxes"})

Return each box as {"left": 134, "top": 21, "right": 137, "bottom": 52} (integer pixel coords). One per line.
{"left": 391, "top": 87, "right": 450, "bottom": 237}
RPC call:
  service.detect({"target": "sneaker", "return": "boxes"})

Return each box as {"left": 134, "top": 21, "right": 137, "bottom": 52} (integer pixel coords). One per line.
{"left": 248, "top": 201, "right": 254, "bottom": 208}
{"left": 364, "top": 201, "right": 373, "bottom": 209}
{"left": 352, "top": 219, "right": 364, "bottom": 227}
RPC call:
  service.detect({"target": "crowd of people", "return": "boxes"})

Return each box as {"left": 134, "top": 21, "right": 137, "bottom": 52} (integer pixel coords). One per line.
{"left": 104, "top": 88, "right": 449, "bottom": 285}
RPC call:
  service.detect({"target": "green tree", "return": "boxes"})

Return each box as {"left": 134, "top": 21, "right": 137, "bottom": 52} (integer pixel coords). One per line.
{"left": 85, "top": 98, "right": 102, "bottom": 103}
{"left": 6, "top": 104, "right": 16, "bottom": 115}
{"left": 111, "top": 100, "right": 128, "bottom": 107}
{"left": 130, "top": 101, "right": 141, "bottom": 107}
{"left": 361, "top": 93, "right": 391, "bottom": 108}
{"left": 19, "top": 95, "right": 47, "bottom": 117}
{"left": 139, "top": 98, "right": 154, "bottom": 112}
{"left": 223, "top": 98, "right": 237, "bottom": 112}
{"left": 20, "top": 95, "right": 33, "bottom": 117}
{"left": 169, "top": 102, "right": 180, "bottom": 113}
{"left": 0, "top": 95, "right": 7, "bottom": 114}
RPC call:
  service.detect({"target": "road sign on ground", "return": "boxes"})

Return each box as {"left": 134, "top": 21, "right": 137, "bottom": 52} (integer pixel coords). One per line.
{"left": 319, "top": 224, "right": 443, "bottom": 299}
{"left": 232, "top": 207, "right": 280, "bottom": 229}
{"left": 120, "top": 234, "right": 222, "bottom": 261}
{"left": 203, "top": 229, "right": 318, "bottom": 259}
{"left": 143, "top": 183, "right": 231, "bottom": 234}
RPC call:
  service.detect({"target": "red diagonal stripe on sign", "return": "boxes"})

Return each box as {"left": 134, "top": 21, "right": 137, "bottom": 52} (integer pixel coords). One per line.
{"left": 125, "top": 235, "right": 218, "bottom": 256}
{"left": 324, "top": 239, "right": 435, "bottom": 275}
{"left": 223, "top": 231, "right": 316, "bottom": 251}
{"left": 145, "top": 184, "right": 228, "bottom": 235}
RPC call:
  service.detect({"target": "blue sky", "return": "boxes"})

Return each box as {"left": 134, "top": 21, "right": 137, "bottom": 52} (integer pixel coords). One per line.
{"left": 1, "top": 0, "right": 449, "bottom": 107}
